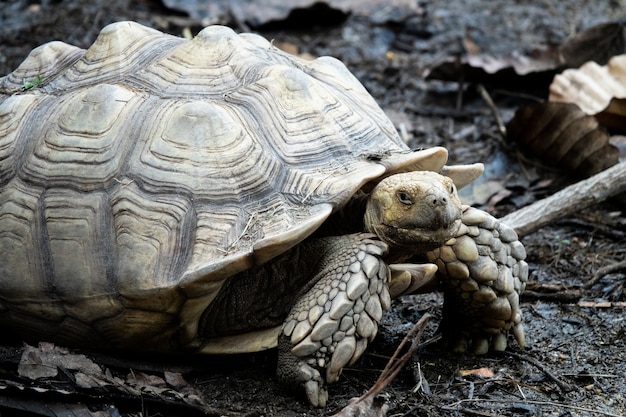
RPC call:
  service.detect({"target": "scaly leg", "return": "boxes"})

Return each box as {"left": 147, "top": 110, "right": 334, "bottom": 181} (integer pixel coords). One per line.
{"left": 427, "top": 206, "right": 529, "bottom": 354}
{"left": 276, "top": 233, "right": 391, "bottom": 407}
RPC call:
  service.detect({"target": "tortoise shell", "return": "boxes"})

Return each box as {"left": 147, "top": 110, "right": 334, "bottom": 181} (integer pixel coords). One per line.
{"left": 0, "top": 21, "right": 451, "bottom": 351}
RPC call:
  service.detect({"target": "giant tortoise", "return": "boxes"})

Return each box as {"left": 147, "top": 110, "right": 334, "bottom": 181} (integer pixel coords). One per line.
{"left": 0, "top": 22, "right": 527, "bottom": 406}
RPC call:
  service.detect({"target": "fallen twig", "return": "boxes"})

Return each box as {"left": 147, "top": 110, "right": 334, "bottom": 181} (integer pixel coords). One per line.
{"left": 578, "top": 301, "right": 626, "bottom": 308}
{"left": 584, "top": 259, "right": 626, "bottom": 289}
{"left": 443, "top": 398, "right": 623, "bottom": 417}
{"left": 522, "top": 282, "right": 582, "bottom": 302}
{"left": 504, "top": 351, "right": 575, "bottom": 393}
{"left": 477, "top": 84, "right": 507, "bottom": 138}
{"left": 556, "top": 217, "right": 626, "bottom": 241}
{"left": 330, "top": 314, "right": 432, "bottom": 417}
{"left": 501, "top": 160, "right": 626, "bottom": 236}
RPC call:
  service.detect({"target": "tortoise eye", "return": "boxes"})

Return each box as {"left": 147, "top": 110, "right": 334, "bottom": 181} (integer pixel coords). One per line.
{"left": 397, "top": 192, "right": 412, "bottom": 205}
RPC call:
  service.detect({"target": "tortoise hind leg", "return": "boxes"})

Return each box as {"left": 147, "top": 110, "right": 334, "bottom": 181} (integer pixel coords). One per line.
{"left": 426, "top": 206, "right": 529, "bottom": 354}
{"left": 277, "top": 233, "right": 390, "bottom": 407}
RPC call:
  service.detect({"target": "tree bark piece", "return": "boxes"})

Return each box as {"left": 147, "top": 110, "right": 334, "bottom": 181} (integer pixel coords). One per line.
{"left": 501, "top": 161, "right": 626, "bottom": 236}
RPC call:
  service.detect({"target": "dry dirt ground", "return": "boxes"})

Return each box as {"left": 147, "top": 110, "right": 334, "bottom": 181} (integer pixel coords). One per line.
{"left": 1, "top": 1, "right": 625, "bottom": 416}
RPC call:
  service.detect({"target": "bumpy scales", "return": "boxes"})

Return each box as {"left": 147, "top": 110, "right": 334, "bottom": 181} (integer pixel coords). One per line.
{"left": 0, "top": 22, "right": 527, "bottom": 407}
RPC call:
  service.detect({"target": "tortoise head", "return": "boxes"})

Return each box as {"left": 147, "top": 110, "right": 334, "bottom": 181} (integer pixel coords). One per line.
{"left": 364, "top": 171, "right": 463, "bottom": 251}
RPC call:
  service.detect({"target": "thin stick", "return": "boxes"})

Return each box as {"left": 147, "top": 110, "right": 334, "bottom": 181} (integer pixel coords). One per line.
{"left": 359, "top": 313, "right": 432, "bottom": 401}
{"left": 330, "top": 315, "right": 432, "bottom": 417}
{"left": 505, "top": 351, "right": 574, "bottom": 393}
{"left": 501, "top": 161, "right": 626, "bottom": 236}
{"left": 228, "top": 212, "right": 257, "bottom": 250}
{"left": 585, "top": 259, "right": 626, "bottom": 288}
{"left": 443, "top": 398, "right": 623, "bottom": 417}
{"left": 477, "top": 84, "right": 507, "bottom": 137}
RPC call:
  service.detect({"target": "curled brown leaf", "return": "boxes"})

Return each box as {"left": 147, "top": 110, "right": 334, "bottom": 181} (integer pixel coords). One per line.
{"left": 549, "top": 55, "right": 626, "bottom": 129}
{"left": 559, "top": 22, "right": 626, "bottom": 68}
{"left": 507, "top": 102, "right": 619, "bottom": 177}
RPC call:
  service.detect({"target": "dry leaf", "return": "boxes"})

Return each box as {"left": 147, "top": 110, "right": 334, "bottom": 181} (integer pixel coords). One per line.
{"left": 18, "top": 343, "right": 102, "bottom": 380}
{"left": 471, "top": 180, "right": 508, "bottom": 206}
{"left": 507, "top": 102, "right": 619, "bottom": 177}
{"left": 128, "top": 371, "right": 167, "bottom": 388}
{"left": 427, "top": 22, "right": 626, "bottom": 87}
{"left": 424, "top": 44, "right": 561, "bottom": 83}
{"left": 331, "top": 396, "right": 389, "bottom": 417}
{"left": 74, "top": 372, "right": 109, "bottom": 390}
{"left": 513, "top": 53, "right": 626, "bottom": 176}
{"left": 549, "top": 54, "right": 626, "bottom": 129}
{"left": 164, "top": 371, "right": 190, "bottom": 390}
{"left": 559, "top": 22, "right": 626, "bottom": 68}
{"left": 459, "top": 367, "right": 495, "bottom": 378}
{"left": 596, "top": 97, "right": 626, "bottom": 130}
{"left": 162, "top": 0, "right": 422, "bottom": 27}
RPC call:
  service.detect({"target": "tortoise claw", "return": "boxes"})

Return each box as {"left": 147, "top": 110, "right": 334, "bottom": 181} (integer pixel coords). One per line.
{"left": 304, "top": 380, "right": 328, "bottom": 408}
{"left": 277, "top": 337, "right": 328, "bottom": 407}
{"left": 388, "top": 263, "right": 439, "bottom": 298}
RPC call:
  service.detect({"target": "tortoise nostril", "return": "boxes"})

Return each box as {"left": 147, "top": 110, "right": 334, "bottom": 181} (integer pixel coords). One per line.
{"left": 427, "top": 195, "right": 448, "bottom": 206}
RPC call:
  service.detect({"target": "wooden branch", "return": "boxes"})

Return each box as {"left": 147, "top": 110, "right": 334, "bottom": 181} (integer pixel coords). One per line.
{"left": 501, "top": 161, "right": 626, "bottom": 236}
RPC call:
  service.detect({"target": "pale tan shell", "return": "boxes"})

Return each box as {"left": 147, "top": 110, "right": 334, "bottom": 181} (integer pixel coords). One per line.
{"left": 0, "top": 22, "right": 451, "bottom": 350}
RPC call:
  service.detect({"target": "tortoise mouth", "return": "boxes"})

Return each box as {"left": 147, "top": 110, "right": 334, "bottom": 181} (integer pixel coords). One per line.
{"left": 377, "top": 218, "right": 461, "bottom": 251}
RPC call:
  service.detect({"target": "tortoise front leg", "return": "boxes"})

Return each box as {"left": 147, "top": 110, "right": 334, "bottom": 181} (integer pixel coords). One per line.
{"left": 276, "top": 233, "right": 390, "bottom": 407}
{"left": 427, "top": 206, "right": 529, "bottom": 354}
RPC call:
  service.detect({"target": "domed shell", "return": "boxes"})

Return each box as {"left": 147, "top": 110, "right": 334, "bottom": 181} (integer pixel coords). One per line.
{"left": 0, "top": 22, "right": 447, "bottom": 350}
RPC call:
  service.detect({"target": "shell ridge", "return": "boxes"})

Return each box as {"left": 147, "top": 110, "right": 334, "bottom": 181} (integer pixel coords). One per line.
{"left": 48, "top": 23, "right": 183, "bottom": 92}
{"left": 0, "top": 41, "right": 85, "bottom": 93}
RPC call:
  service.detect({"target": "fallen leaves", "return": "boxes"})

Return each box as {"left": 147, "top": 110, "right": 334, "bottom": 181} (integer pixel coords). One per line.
{"left": 2, "top": 343, "right": 215, "bottom": 417}
{"left": 418, "top": 20, "right": 626, "bottom": 212}
{"left": 506, "top": 28, "right": 626, "bottom": 181}
{"left": 426, "top": 21, "right": 626, "bottom": 85}
{"left": 161, "top": 0, "right": 423, "bottom": 27}
{"left": 18, "top": 342, "right": 102, "bottom": 380}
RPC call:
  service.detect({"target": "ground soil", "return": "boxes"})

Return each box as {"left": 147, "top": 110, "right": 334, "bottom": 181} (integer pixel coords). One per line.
{"left": 0, "top": 1, "right": 625, "bottom": 416}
